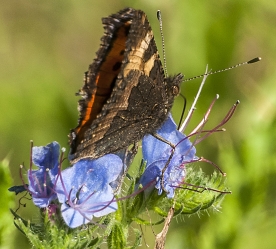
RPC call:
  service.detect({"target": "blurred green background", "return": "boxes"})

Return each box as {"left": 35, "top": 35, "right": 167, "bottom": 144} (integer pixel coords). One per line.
{"left": 1, "top": 0, "right": 275, "bottom": 248}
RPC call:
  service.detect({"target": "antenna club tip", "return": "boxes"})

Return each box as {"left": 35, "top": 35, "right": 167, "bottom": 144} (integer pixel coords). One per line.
{"left": 236, "top": 100, "right": 240, "bottom": 105}
{"left": 248, "top": 57, "right": 262, "bottom": 64}
{"left": 157, "top": 10, "right": 161, "bottom": 19}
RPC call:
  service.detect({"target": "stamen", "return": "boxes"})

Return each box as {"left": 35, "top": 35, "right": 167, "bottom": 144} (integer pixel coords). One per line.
{"left": 174, "top": 182, "right": 231, "bottom": 194}
{"left": 19, "top": 165, "right": 30, "bottom": 192}
{"left": 194, "top": 100, "right": 240, "bottom": 145}
{"left": 190, "top": 94, "right": 219, "bottom": 135}
{"left": 29, "top": 140, "right": 33, "bottom": 171}
{"left": 199, "top": 157, "right": 226, "bottom": 176}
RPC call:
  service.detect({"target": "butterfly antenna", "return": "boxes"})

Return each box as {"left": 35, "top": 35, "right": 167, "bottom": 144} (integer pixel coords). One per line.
{"left": 157, "top": 10, "right": 168, "bottom": 78}
{"left": 183, "top": 57, "right": 261, "bottom": 82}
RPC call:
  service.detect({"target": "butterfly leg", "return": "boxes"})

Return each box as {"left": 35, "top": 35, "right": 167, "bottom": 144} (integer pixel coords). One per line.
{"left": 152, "top": 133, "right": 176, "bottom": 193}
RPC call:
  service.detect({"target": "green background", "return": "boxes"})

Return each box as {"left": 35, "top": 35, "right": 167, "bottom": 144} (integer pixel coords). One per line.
{"left": 1, "top": 0, "right": 276, "bottom": 248}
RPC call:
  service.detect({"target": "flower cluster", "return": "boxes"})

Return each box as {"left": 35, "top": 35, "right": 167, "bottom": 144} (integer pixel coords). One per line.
{"left": 18, "top": 142, "right": 126, "bottom": 228}
{"left": 12, "top": 109, "right": 200, "bottom": 227}
{"left": 10, "top": 108, "right": 204, "bottom": 229}
{"left": 9, "top": 76, "right": 238, "bottom": 248}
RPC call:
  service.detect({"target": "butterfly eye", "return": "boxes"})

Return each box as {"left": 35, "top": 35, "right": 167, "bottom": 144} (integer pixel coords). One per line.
{"left": 172, "top": 85, "right": 179, "bottom": 96}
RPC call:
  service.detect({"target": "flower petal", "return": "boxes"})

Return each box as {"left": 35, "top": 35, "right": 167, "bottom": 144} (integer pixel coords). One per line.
{"left": 56, "top": 154, "right": 123, "bottom": 228}
{"left": 140, "top": 114, "right": 197, "bottom": 198}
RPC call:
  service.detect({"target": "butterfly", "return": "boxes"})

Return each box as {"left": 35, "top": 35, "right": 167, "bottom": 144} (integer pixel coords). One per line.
{"left": 69, "top": 8, "right": 183, "bottom": 163}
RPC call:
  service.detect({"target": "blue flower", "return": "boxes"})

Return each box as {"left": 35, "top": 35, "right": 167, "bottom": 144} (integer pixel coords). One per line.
{"left": 140, "top": 114, "right": 198, "bottom": 198}
{"left": 108, "top": 147, "right": 137, "bottom": 191}
{"left": 28, "top": 141, "right": 59, "bottom": 207}
{"left": 55, "top": 154, "right": 123, "bottom": 228}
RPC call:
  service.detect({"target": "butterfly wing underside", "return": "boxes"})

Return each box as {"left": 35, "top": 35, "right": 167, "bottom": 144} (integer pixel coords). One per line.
{"left": 69, "top": 8, "right": 183, "bottom": 163}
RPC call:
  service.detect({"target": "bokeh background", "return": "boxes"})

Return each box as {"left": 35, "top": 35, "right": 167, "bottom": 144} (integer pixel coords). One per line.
{"left": 1, "top": 0, "right": 276, "bottom": 248}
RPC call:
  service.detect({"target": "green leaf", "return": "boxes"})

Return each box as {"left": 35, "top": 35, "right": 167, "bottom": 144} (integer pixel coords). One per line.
{"left": 107, "top": 221, "right": 126, "bottom": 249}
